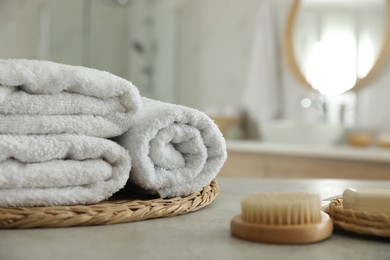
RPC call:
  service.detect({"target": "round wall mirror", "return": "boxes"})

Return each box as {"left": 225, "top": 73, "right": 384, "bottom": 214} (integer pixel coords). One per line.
{"left": 284, "top": 0, "right": 390, "bottom": 96}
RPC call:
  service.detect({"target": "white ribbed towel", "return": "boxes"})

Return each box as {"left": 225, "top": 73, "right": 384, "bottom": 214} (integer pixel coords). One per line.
{"left": 0, "top": 134, "right": 131, "bottom": 207}
{"left": 0, "top": 59, "right": 142, "bottom": 138}
{"left": 114, "top": 98, "right": 227, "bottom": 198}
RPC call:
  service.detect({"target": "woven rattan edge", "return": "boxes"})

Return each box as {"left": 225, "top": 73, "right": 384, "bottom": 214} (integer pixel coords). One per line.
{"left": 0, "top": 181, "right": 219, "bottom": 229}
{"left": 328, "top": 198, "right": 390, "bottom": 237}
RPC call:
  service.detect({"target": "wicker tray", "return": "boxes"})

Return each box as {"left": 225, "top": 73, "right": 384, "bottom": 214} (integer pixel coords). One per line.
{"left": 0, "top": 181, "right": 218, "bottom": 229}
{"left": 328, "top": 198, "right": 390, "bottom": 237}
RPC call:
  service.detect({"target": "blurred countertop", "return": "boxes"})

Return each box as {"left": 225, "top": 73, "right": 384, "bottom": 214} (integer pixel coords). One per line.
{"left": 227, "top": 140, "right": 390, "bottom": 163}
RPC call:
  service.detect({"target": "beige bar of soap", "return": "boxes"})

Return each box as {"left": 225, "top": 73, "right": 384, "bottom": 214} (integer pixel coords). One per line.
{"left": 343, "top": 188, "right": 390, "bottom": 214}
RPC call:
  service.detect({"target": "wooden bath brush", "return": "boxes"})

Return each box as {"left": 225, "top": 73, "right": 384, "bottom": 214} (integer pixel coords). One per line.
{"left": 231, "top": 192, "right": 333, "bottom": 244}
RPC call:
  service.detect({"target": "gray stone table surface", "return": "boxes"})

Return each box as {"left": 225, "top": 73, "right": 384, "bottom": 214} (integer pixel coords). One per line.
{"left": 1, "top": 177, "right": 390, "bottom": 260}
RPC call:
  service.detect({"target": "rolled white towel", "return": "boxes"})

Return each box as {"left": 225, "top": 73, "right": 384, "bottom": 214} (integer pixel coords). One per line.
{"left": 0, "top": 59, "right": 142, "bottom": 138}
{"left": 114, "top": 98, "right": 227, "bottom": 198}
{"left": 0, "top": 134, "right": 131, "bottom": 207}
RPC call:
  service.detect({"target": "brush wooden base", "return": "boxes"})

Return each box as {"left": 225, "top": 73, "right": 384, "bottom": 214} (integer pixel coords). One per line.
{"left": 231, "top": 211, "right": 333, "bottom": 244}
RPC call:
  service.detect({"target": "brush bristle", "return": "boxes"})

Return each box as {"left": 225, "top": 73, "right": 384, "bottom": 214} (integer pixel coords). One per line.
{"left": 241, "top": 192, "right": 321, "bottom": 225}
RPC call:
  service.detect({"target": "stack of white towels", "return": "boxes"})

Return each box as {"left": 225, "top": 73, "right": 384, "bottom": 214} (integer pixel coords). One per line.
{"left": 0, "top": 59, "right": 227, "bottom": 207}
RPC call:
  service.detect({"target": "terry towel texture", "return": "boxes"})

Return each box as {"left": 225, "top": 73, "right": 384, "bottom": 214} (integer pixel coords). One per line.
{"left": 115, "top": 98, "right": 227, "bottom": 198}
{"left": 0, "top": 59, "right": 227, "bottom": 207}
{"left": 0, "top": 59, "right": 142, "bottom": 138}
{"left": 0, "top": 134, "right": 131, "bottom": 207}
{"left": 0, "top": 59, "right": 139, "bottom": 207}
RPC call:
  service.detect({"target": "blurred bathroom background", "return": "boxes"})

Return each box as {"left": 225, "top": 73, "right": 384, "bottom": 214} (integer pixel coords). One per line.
{"left": 2, "top": 0, "right": 390, "bottom": 153}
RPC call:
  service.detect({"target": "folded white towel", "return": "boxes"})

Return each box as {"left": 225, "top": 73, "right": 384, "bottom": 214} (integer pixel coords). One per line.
{"left": 0, "top": 59, "right": 142, "bottom": 138}
{"left": 114, "top": 98, "right": 227, "bottom": 198}
{"left": 0, "top": 134, "right": 131, "bottom": 207}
